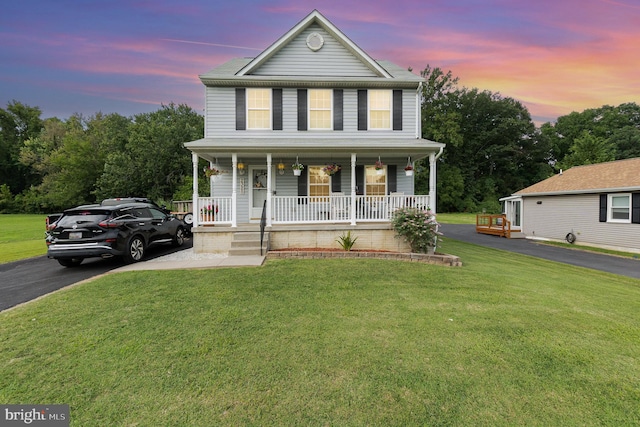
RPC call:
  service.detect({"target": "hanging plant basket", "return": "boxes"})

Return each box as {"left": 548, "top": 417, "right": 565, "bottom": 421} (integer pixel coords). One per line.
{"left": 293, "top": 169, "right": 302, "bottom": 176}
{"left": 322, "top": 163, "right": 341, "bottom": 176}
{"left": 375, "top": 158, "right": 384, "bottom": 174}
{"left": 405, "top": 169, "right": 414, "bottom": 176}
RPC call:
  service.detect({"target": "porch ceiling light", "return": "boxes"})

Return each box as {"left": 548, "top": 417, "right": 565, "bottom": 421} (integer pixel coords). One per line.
{"left": 277, "top": 160, "right": 285, "bottom": 175}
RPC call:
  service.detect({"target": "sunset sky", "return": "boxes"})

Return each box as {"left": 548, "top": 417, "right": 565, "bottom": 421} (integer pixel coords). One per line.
{"left": 1, "top": 0, "right": 638, "bottom": 125}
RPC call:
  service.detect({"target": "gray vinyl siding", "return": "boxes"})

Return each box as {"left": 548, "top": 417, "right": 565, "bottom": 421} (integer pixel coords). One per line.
{"left": 205, "top": 87, "right": 416, "bottom": 138}
{"left": 252, "top": 24, "right": 379, "bottom": 77}
{"left": 522, "top": 194, "right": 640, "bottom": 250}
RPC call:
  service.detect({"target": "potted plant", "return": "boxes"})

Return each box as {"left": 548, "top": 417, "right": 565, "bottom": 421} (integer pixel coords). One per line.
{"left": 404, "top": 164, "right": 414, "bottom": 176}
{"left": 204, "top": 166, "right": 223, "bottom": 179}
{"left": 322, "top": 163, "right": 341, "bottom": 176}
{"left": 375, "top": 159, "right": 385, "bottom": 175}
{"left": 292, "top": 161, "right": 304, "bottom": 176}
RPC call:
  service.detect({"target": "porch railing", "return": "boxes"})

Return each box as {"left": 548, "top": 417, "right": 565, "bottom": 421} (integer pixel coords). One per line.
{"left": 272, "top": 194, "right": 430, "bottom": 224}
{"left": 476, "top": 213, "right": 511, "bottom": 238}
{"left": 196, "top": 194, "right": 431, "bottom": 225}
{"left": 198, "top": 197, "right": 233, "bottom": 225}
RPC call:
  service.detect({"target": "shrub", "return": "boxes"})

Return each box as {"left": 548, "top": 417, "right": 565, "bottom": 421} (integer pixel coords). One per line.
{"left": 391, "top": 207, "right": 441, "bottom": 253}
{"left": 336, "top": 230, "right": 358, "bottom": 251}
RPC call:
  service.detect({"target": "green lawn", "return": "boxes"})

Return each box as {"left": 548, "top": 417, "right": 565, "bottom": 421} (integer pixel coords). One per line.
{"left": 0, "top": 214, "right": 48, "bottom": 263}
{"left": 1, "top": 238, "right": 639, "bottom": 426}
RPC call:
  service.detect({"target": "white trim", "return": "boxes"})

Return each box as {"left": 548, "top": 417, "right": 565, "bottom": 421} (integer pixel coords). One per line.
{"left": 308, "top": 88, "right": 333, "bottom": 130}
{"left": 608, "top": 193, "right": 632, "bottom": 223}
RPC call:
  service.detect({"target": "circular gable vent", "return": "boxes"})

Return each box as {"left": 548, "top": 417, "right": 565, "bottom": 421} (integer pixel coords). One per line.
{"left": 306, "top": 32, "right": 324, "bottom": 51}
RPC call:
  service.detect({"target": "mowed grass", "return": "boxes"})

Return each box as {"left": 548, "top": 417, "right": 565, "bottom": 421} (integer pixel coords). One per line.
{"left": 0, "top": 214, "right": 48, "bottom": 263}
{"left": 1, "top": 238, "right": 639, "bottom": 426}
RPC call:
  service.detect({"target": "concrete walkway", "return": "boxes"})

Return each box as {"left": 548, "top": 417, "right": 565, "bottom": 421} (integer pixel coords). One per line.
{"left": 113, "top": 249, "right": 265, "bottom": 272}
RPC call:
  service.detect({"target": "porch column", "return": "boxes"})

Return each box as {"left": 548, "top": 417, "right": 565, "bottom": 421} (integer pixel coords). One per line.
{"left": 266, "top": 154, "right": 273, "bottom": 227}
{"left": 192, "top": 152, "right": 199, "bottom": 227}
{"left": 231, "top": 153, "right": 238, "bottom": 227}
{"left": 350, "top": 153, "right": 357, "bottom": 225}
{"left": 429, "top": 152, "right": 437, "bottom": 213}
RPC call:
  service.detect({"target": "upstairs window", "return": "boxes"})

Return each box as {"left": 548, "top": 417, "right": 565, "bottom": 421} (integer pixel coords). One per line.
{"left": 368, "top": 90, "right": 391, "bottom": 130}
{"left": 247, "top": 88, "right": 271, "bottom": 129}
{"left": 309, "top": 89, "right": 332, "bottom": 130}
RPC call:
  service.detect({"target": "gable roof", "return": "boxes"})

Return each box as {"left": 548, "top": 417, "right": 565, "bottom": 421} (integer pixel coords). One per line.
{"left": 199, "top": 10, "right": 423, "bottom": 88}
{"left": 237, "top": 10, "right": 391, "bottom": 78}
{"left": 515, "top": 158, "right": 640, "bottom": 196}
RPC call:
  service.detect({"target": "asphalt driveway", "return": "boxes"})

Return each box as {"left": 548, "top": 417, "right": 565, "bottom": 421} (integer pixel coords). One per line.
{"left": 440, "top": 224, "right": 640, "bottom": 280}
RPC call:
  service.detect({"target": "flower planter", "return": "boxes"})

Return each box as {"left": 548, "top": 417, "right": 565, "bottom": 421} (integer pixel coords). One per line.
{"left": 376, "top": 169, "right": 384, "bottom": 175}
{"left": 405, "top": 170, "right": 413, "bottom": 176}
{"left": 293, "top": 169, "right": 302, "bottom": 176}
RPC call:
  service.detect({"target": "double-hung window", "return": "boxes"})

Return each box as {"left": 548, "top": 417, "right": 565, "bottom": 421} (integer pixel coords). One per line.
{"left": 609, "top": 194, "right": 631, "bottom": 222}
{"left": 368, "top": 90, "right": 392, "bottom": 130}
{"left": 365, "top": 165, "right": 386, "bottom": 195}
{"left": 308, "top": 89, "right": 332, "bottom": 130}
{"left": 247, "top": 88, "right": 271, "bottom": 129}
{"left": 309, "top": 166, "right": 330, "bottom": 199}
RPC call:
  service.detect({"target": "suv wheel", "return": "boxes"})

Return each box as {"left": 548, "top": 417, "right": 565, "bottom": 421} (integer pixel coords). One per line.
{"left": 58, "top": 258, "right": 83, "bottom": 268}
{"left": 124, "top": 236, "right": 145, "bottom": 263}
{"left": 172, "top": 227, "right": 185, "bottom": 247}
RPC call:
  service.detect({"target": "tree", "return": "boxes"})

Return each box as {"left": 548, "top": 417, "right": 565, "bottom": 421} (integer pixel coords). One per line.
{"left": 558, "top": 130, "right": 614, "bottom": 169}
{"left": 95, "top": 103, "right": 203, "bottom": 202}
{"left": 0, "top": 101, "right": 43, "bottom": 195}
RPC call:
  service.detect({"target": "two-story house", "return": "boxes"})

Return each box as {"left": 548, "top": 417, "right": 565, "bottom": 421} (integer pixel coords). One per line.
{"left": 184, "top": 10, "right": 445, "bottom": 254}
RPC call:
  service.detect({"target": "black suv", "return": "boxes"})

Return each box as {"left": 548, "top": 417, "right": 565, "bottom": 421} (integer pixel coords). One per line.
{"left": 46, "top": 201, "right": 186, "bottom": 267}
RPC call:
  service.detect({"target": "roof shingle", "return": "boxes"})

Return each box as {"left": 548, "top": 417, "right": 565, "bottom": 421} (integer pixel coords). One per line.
{"left": 515, "top": 157, "right": 640, "bottom": 196}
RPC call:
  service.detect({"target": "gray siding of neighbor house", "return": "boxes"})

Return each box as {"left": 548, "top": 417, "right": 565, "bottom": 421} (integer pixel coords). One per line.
{"left": 522, "top": 194, "right": 640, "bottom": 251}
{"left": 204, "top": 87, "right": 417, "bottom": 138}
{"left": 252, "top": 24, "right": 379, "bottom": 77}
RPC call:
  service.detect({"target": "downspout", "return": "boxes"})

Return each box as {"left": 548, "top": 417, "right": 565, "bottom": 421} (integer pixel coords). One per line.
{"left": 266, "top": 154, "right": 272, "bottom": 227}
{"left": 351, "top": 153, "right": 357, "bottom": 226}
{"left": 416, "top": 82, "right": 423, "bottom": 139}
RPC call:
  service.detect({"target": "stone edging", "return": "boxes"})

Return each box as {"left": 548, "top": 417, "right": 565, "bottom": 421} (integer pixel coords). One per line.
{"left": 266, "top": 250, "right": 462, "bottom": 267}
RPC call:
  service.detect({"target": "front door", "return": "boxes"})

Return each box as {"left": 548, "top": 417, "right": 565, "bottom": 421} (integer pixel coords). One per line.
{"left": 249, "top": 166, "right": 275, "bottom": 221}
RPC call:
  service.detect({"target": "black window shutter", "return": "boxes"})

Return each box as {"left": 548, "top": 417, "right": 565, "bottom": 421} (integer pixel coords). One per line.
{"left": 632, "top": 193, "right": 640, "bottom": 224}
{"left": 297, "top": 168, "right": 308, "bottom": 204}
{"left": 333, "top": 89, "right": 343, "bottom": 131}
{"left": 332, "top": 169, "right": 342, "bottom": 193}
{"left": 393, "top": 90, "right": 403, "bottom": 131}
{"left": 235, "top": 88, "right": 246, "bottom": 131}
{"left": 272, "top": 89, "right": 283, "bottom": 130}
{"left": 599, "top": 194, "right": 607, "bottom": 222}
{"left": 356, "top": 165, "right": 365, "bottom": 194}
{"left": 388, "top": 165, "right": 397, "bottom": 193}
{"left": 297, "top": 89, "right": 307, "bottom": 131}
{"left": 357, "top": 90, "right": 367, "bottom": 131}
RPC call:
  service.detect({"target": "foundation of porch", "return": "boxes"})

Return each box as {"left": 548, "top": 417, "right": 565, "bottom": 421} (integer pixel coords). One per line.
{"left": 192, "top": 223, "right": 412, "bottom": 254}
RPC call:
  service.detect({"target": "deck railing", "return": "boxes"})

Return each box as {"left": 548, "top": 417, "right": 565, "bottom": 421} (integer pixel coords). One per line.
{"left": 476, "top": 213, "right": 511, "bottom": 238}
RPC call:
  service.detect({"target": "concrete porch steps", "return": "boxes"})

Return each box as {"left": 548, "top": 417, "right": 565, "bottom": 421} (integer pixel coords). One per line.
{"left": 228, "top": 231, "right": 269, "bottom": 256}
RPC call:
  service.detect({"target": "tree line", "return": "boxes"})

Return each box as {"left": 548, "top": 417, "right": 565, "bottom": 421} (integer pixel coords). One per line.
{"left": 1, "top": 67, "right": 639, "bottom": 214}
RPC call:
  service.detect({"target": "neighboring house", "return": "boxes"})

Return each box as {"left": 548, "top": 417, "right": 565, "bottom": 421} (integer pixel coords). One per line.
{"left": 501, "top": 158, "right": 640, "bottom": 253}
{"left": 183, "top": 10, "right": 445, "bottom": 253}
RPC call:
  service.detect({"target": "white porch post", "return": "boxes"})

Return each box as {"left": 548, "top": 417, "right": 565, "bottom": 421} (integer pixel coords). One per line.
{"left": 350, "top": 153, "right": 357, "bottom": 225}
{"left": 429, "top": 152, "right": 437, "bottom": 213}
{"left": 191, "top": 152, "right": 199, "bottom": 227}
{"left": 231, "top": 153, "right": 238, "bottom": 227}
{"left": 266, "top": 154, "right": 273, "bottom": 227}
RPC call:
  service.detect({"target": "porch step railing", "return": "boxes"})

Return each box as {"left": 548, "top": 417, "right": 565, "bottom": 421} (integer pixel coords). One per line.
{"left": 476, "top": 213, "right": 512, "bottom": 238}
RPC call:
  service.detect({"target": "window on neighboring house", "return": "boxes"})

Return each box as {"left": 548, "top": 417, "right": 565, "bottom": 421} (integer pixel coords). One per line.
{"left": 309, "top": 166, "right": 330, "bottom": 199}
{"left": 365, "top": 165, "right": 386, "bottom": 195}
{"left": 368, "top": 90, "right": 391, "bottom": 129}
{"left": 609, "top": 194, "right": 631, "bottom": 222}
{"left": 309, "top": 89, "right": 332, "bottom": 130}
{"left": 247, "top": 88, "right": 271, "bottom": 129}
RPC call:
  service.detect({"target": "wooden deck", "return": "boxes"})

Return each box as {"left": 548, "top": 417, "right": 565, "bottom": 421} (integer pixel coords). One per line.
{"left": 476, "top": 214, "right": 512, "bottom": 238}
